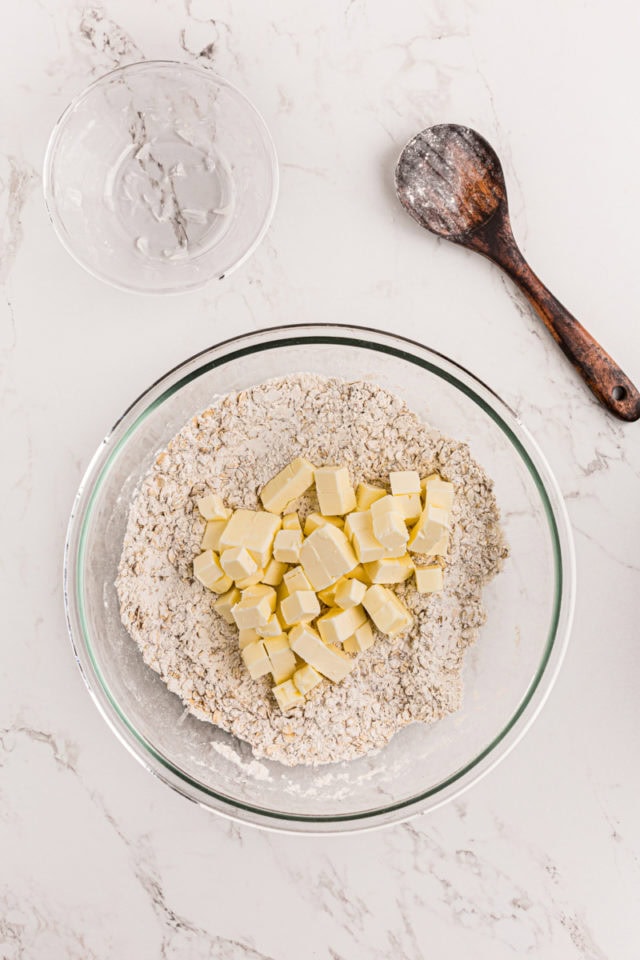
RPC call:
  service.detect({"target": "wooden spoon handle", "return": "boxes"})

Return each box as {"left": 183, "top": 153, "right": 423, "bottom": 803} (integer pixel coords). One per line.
{"left": 466, "top": 220, "right": 640, "bottom": 421}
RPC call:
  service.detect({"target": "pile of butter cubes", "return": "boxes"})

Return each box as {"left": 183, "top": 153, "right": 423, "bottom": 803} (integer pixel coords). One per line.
{"left": 192, "top": 459, "right": 454, "bottom": 713}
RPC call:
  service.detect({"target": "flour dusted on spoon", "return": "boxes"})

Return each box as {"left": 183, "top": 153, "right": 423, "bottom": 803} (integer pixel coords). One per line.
{"left": 116, "top": 375, "right": 507, "bottom": 766}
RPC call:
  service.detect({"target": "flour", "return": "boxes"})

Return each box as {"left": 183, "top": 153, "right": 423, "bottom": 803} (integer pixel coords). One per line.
{"left": 116, "top": 375, "right": 507, "bottom": 766}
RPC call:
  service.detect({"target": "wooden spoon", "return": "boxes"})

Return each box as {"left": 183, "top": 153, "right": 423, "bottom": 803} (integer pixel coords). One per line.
{"left": 395, "top": 123, "right": 640, "bottom": 422}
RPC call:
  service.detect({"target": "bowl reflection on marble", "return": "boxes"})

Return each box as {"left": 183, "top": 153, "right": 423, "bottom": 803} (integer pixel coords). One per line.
{"left": 64, "top": 325, "right": 575, "bottom": 833}
{"left": 43, "top": 61, "right": 278, "bottom": 293}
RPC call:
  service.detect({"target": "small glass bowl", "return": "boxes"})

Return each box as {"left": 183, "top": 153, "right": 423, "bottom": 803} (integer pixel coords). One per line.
{"left": 64, "top": 325, "right": 575, "bottom": 833}
{"left": 43, "top": 61, "right": 278, "bottom": 293}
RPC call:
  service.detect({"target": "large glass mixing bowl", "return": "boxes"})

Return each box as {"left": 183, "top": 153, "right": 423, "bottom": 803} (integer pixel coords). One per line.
{"left": 64, "top": 325, "right": 575, "bottom": 833}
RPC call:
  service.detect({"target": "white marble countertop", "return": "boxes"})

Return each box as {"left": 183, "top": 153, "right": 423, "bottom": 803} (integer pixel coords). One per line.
{"left": 2, "top": 1, "right": 640, "bottom": 956}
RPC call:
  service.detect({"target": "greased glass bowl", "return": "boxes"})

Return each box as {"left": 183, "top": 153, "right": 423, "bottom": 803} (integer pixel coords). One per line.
{"left": 64, "top": 325, "right": 575, "bottom": 833}
{"left": 43, "top": 61, "right": 278, "bottom": 293}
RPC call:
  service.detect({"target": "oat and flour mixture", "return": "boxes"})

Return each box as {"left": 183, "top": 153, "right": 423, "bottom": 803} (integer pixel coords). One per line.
{"left": 116, "top": 375, "right": 507, "bottom": 765}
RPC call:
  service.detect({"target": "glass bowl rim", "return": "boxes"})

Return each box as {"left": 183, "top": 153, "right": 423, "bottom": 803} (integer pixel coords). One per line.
{"left": 63, "top": 323, "right": 575, "bottom": 834}
{"left": 42, "top": 59, "right": 280, "bottom": 295}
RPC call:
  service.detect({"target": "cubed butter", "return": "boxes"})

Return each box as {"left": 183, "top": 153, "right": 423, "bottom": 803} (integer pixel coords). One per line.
{"left": 231, "top": 585, "right": 276, "bottom": 629}
{"left": 363, "top": 585, "right": 413, "bottom": 636}
{"left": 363, "top": 555, "right": 414, "bottom": 584}
{"left": 343, "top": 621, "right": 375, "bottom": 654}
{"left": 317, "top": 605, "right": 367, "bottom": 645}
{"left": 193, "top": 550, "right": 226, "bottom": 590}
{"left": 314, "top": 466, "right": 357, "bottom": 516}
{"left": 345, "top": 563, "right": 371, "bottom": 583}
{"left": 256, "top": 615, "right": 284, "bottom": 637}
{"left": 334, "top": 577, "right": 367, "bottom": 609}
{"left": 317, "top": 577, "right": 346, "bottom": 606}
{"left": 196, "top": 493, "right": 231, "bottom": 522}
{"left": 393, "top": 493, "right": 422, "bottom": 523}
{"left": 424, "top": 474, "right": 455, "bottom": 512}
{"left": 299, "top": 524, "right": 357, "bottom": 591}
{"left": 303, "top": 512, "right": 345, "bottom": 535}
{"left": 408, "top": 504, "right": 450, "bottom": 555}
{"left": 273, "top": 528, "right": 303, "bottom": 564}
{"left": 289, "top": 624, "right": 355, "bottom": 682}
{"left": 201, "top": 519, "right": 228, "bottom": 551}
{"left": 264, "top": 635, "right": 297, "bottom": 683}
{"left": 273, "top": 678, "right": 304, "bottom": 713}
{"left": 389, "top": 470, "right": 421, "bottom": 496}
{"left": 281, "top": 513, "right": 302, "bottom": 532}
{"left": 220, "top": 546, "right": 258, "bottom": 582}
{"left": 260, "top": 458, "right": 316, "bottom": 514}
{"left": 280, "top": 590, "right": 321, "bottom": 626}
{"left": 343, "top": 511, "right": 387, "bottom": 564}
{"left": 241, "top": 640, "right": 271, "bottom": 679}
{"left": 371, "top": 496, "right": 408, "bottom": 552}
{"left": 239, "top": 627, "right": 260, "bottom": 649}
{"left": 262, "top": 557, "right": 288, "bottom": 586}
{"left": 414, "top": 564, "right": 444, "bottom": 593}
{"left": 356, "top": 482, "right": 386, "bottom": 510}
{"left": 293, "top": 664, "right": 323, "bottom": 695}
{"left": 219, "top": 509, "right": 281, "bottom": 567}
{"left": 283, "top": 566, "right": 312, "bottom": 593}
{"left": 213, "top": 587, "right": 241, "bottom": 624}
{"left": 235, "top": 568, "right": 265, "bottom": 589}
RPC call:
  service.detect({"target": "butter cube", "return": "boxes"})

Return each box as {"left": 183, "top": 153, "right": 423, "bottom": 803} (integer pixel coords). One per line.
{"left": 201, "top": 519, "right": 228, "bottom": 551}
{"left": 273, "top": 529, "right": 303, "bottom": 564}
{"left": 232, "top": 585, "right": 276, "bottom": 629}
{"left": 282, "top": 513, "right": 302, "bottom": 532}
{"left": 260, "top": 458, "right": 316, "bottom": 514}
{"left": 363, "top": 585, "right": 413, "bottom": 636}
{"left": 343, "top": 510, "right": 387, "bottom": 564}
{"left": 345, "top": 563, "right": 371, "bottom": 583}
{"left": 262, "top": 557, "right": 288, "bottom": 586}
{"left": 273, "top": 678, "right": 304, "bottom": 713}
{"left": 249, "top": 512, "right": 283, "bottom": 566}
{"left": 364, "top": 555, "right": 414, "bottom": 584}
{"left": 300, "top": 524, "right": 357, "bottom": 591}
{"left": 219, "top": 509, "right": 281, "bottom": 567}
{"left": 193, "top": 550, "right": 226, "bottom": 590}
{"left": 356, "top": 482, "right": 386, "bottom": 510}
{"left": 314, "top": 466, "right": 357, "bottom": 516}
{"left": 214, "top": 587, "right": 241, "bottom": 624}
{"left": 235, "top": 568, "right": 265, "bottom": 589}
{"left": 317, "top": 605, "right": 367, "bottom": 645}
{"left": 197, "top": 493, "right": 231, "bottom": 522}
{"left": 242, "top": 584, "right": 277, "bottom": 602}
{"left": 264, "top": 634, "right": 297, "bottom": 683}
{"left": 343, "top": 621, "right": 375, "bottom": 653}
{"left": 289, "top": 624, "right": 355, "bottom": 682}
{"left": 408, "top": 504, "right": 450, "bottom": 555}
{"left": 219, "top": 509, "right": 258, "bottom": 550}
{"left": 241, "top": 640, "right": 271, "bottom": 679}
{"left": 414, "top": 564, "right": 444, "bottom": 593}
{"left": 303, "top": 512, "right": 344, "bottom": 535}
{"left": 334, "top": 577, "right": 367, "bottom": 609}
{"left": 283, "top": 566, "right": 312, "bottom": 593}
{"left": 281, "top": 590, "right": 321, "bottom": 626}
{"left": 317, "top": 577, "right": 346, "bottom": 606}
{"left": 239, "top": 628, "right": 260, "bottom": 649}
{"left": 210, "top": 573, "right": 233, "bottom": 594}
{"left": 293, "top": 664, "right": 323, "bottom": 695}
{"left": 389, "top": 470, "right": 421, "bottom": 496}
{"left": 424, "top": 474, "right": 455, "bottom": 512}
{"left": 220, "top": 546, "right": 258, "bottom": 582}
{"left": 393, "top": 493, "right": 422, "bottom": 523}
{"left": 371, "top": 496, "right": 408, "bottom": 552}
{"left": 257, "top": 615, "right": 284, "bottom": 637}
